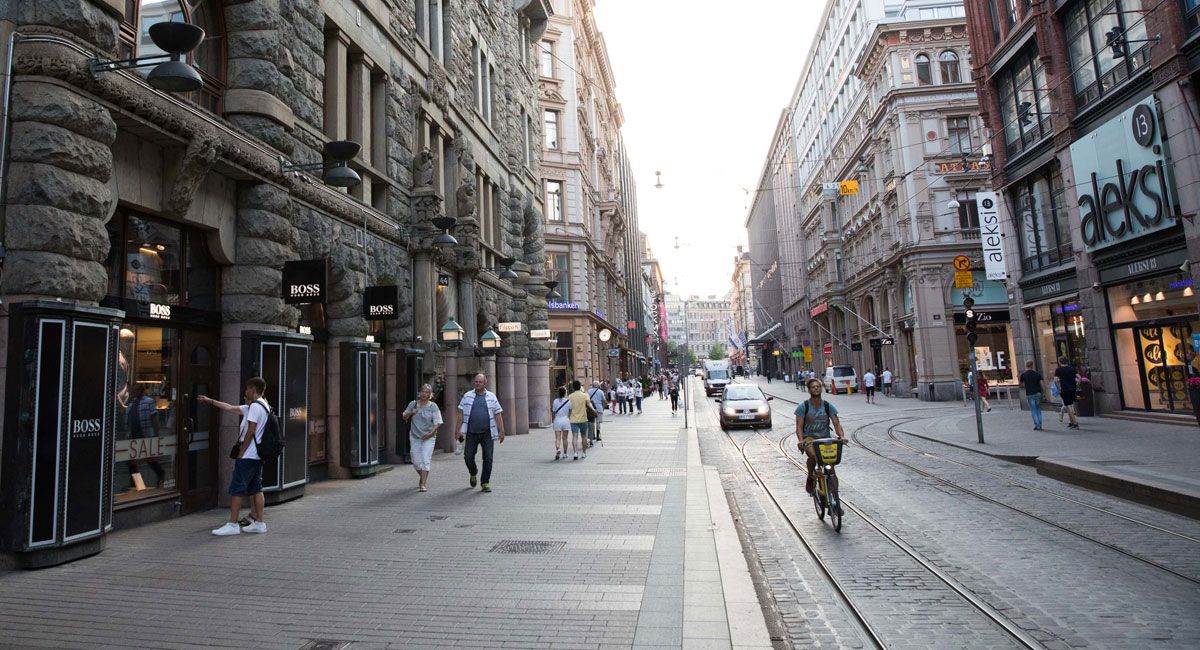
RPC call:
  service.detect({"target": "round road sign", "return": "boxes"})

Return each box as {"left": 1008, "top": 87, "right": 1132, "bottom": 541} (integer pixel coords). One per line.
{"left": 952, "top": 255, "right": 971, "bottom": 271}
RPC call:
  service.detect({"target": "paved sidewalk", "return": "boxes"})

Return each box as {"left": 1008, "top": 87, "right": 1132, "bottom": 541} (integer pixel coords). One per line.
{"left": 745, "top": 375, "right": 1200, "bottom": 518}
{"left": 0, "top": 390, "right": 771, "bottom": 649}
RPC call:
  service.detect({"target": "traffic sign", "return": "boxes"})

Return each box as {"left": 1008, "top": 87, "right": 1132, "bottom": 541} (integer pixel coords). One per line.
{"left": 952, "top": 255, "right": 971, "bottom": 271}
{"left": 954, "top": 271, "right": 974, "bottom": 288}
{"left": 839, "top": 180, "right": 859, "bottom": 195}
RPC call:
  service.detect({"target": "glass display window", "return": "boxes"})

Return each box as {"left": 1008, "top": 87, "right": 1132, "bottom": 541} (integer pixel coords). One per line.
{"left": 954, "top": 323, "right": 1016, "bottom": 384}
{"left": 1030, "top": 299, "right": 1087, "bottom": 380}
{"left": 1107, "top": 273, "right": 1200, "bottom": 413}
{"left": 114, "top": 326, "right": 178, "bottom": 505}
{"left": 1107, "top": 274, "right": 1197, "bottom": 324}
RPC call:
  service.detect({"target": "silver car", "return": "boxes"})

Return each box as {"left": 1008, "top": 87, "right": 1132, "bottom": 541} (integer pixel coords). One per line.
{"left": 716, "top": 384, "right": 773, "bottom": 430}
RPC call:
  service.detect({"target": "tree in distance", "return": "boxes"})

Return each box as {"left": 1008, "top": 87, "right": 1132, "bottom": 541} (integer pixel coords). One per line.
{"left": 708, "top": 343, "right": 727, "bottom": 360}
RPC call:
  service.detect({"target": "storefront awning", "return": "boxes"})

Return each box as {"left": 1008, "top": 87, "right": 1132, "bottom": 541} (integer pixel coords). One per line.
{"left": 745, "top": 322, "right": 782, "bottom": 346}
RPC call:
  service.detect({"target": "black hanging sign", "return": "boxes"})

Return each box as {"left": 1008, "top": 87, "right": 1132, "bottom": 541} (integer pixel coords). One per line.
{"left": 282, "top": 259, "right": 328, "bottom": 304}
{"left": 850, "top": 342, "right": 863, "bottom": 351}
{"left": 363, "top": 285, "right": 400, "bottom": 320}
{"left": 869, "top": 337, "right": 896, "bottom": 348}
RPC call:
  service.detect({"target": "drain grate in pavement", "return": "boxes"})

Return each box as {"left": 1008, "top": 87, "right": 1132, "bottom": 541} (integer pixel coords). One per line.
{"left": 393, "top": 529, "right": 417, "bottom": 534}
{"left": 489, "top": 540, "right": 566, "bottom": 555}
{"left": 454, "top": 523, "right": 475, "bottom": 529}
{"left": 298, "top": 641, "right": 350, "bottom": 650}
{"left": 428, "top": 514, "right": 449, "bottom": 521}
{"left": 646, "top": 467, "right": 686, "bottom": 477}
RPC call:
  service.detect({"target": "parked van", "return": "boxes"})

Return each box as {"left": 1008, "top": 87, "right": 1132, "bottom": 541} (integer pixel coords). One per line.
{"left": 824, "top": 365, "right": 858, "bottom": 393}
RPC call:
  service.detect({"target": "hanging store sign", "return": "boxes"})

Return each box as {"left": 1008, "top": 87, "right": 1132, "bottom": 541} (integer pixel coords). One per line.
{"left": 362, "top": 285, "right": 399, "bottom": 320}
{"left": 935, "top": 160, "right": 990, "bottom": 174}
{"left": 810, "top": 302, "right": 829, "bottom": 317}
{"left": 530, "top": 329, "right": 552, "bottom": 339}
{"left": 497, "top": 322, "right": 522, "bottom": 333}
{"left": 607, "top": 348, "right": 620, "bottom": 357}
{"left": 1070, "top": 97, "right": 1180, "bottom": 252}
{"left": 282, "top": 259, "right": 328, "bottom": 304}
{"left": 952, "top": 310, "right": 1010, "bottom": 324}
{"left": 850, "top": 342, "right": 863, "bottom": 351}
{"left": 822, "top": 342, "right": 833, "bottom": 355}
{"left": 976, "top": 192, "right": 1006, "bottom": 281}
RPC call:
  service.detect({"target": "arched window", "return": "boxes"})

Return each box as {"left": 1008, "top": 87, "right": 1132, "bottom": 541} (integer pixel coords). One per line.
{"left": 914, "top": 53, "right": 932, "bottom": 85}
{"left": 939, "top": 50, "right": 961, "bottom": 84}
{"left": 120, "top": 1, "right": 226, "bottom": 113}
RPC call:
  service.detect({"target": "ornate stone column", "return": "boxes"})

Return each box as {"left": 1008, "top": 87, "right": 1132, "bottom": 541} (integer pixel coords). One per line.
{"left": 497, "top": 355, "right": 516, "bottom": 435}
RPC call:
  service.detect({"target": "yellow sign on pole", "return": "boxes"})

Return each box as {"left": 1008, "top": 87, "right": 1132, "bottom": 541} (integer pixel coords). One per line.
{"left": 954, "top": 271, "right": 974, "bottom": 288}
{"left": 839, "top": 180, "right": 859, "bottom": 195}
{"left": 803, "top": 346, "right": 812, "bottom": 363}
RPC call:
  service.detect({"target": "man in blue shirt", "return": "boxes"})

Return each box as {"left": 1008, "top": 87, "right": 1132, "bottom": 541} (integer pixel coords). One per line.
{"left": 795, "top": 378, "right": 845, "bottom": 494}
{"left": 456, "top": 373, "right": 505, "bottom": 492}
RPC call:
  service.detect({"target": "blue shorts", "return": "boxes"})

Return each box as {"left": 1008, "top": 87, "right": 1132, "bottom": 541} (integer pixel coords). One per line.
{"left": 570, "top": 422, "right": 587, "bottom": 434}
{"left": 229, "top": 458, "right": 263, "bottom": 496}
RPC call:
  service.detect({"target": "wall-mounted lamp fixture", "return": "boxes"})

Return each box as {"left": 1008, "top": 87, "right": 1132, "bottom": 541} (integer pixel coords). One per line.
{"left": 480, "top": 327, "right": 502, "bottom": 350}
{"left": 544, "top": 280, "right": 562, "bottom": 301}
{"left": 484, "top": 256, "right": 518, "bottom": 281}
{"left": 280, "top": 140, "right": 363, "bottom": 188}
{"left": 430, "top": 216, "right": 458, "bottom": 247}
{"left": 440, "top": 317, "right": 465, "bottom": 344}
{"left": 89, "top": 21, "right": 206, "bottom": 92}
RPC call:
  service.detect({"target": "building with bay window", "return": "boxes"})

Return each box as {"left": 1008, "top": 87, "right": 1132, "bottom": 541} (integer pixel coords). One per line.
{"left": 0, "top": 0, "right": 553, "bottom": 566}
{"left": 965, "top": 0, "right": 1200, "bottom": 416}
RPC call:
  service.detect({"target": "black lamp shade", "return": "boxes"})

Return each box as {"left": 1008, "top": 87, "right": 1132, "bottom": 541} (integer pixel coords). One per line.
{"left": 324, "top": 140, "right": 361, "bottom": 162}
{"left": 499, "top": 268, "right": 518, "bottom": 280}
{"left": 324, "top": 165, "right": 361, "bottom": 188}
{"left": 430, "top": 216, "right": 457, "bottom": 231}
{"left": 149, "top": 21, "right": 205, "bottom": 54}
{"left": 433, "top": 232, "right": 458, "bottom": 247}
{"left": 147, "top": 60, "right": 204, "bottom": 92}
{"left": 546, "top": 289, "right": 563, "bottom": 301}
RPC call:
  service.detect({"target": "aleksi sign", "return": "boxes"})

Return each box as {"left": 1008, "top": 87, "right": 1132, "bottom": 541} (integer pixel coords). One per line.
{"left": 1070, "top": 97, "right": 1180, "bottom": 252}
{"left": 362, "top": 285, "right": 399, "bottom": 320}
{"left": 976, "top": 191, "right": 1006, "bottom": 281}
{"left": 282, "top": 259, "right": 328, "bottom": 304}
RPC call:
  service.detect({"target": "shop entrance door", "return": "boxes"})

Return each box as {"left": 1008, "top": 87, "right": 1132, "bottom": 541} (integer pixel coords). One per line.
{"left": 1132, "top": 325, "right": 1192, "bottom": 413}
{"left": 179, "top": 331, "right": 220, "bottom": 513}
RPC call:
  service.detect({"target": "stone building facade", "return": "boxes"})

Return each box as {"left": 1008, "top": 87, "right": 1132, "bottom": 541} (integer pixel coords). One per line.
{"left": 538, "top": 0, "right": 642, "bottom": 390}
{"left": 964, "top": 0, "right": 1200, "bottom": 416}
{"left": 728, "top": 245, "right": 756, "bottom": 371}
{"left": 0, "top": 0, "right": 553, "bottom": 561}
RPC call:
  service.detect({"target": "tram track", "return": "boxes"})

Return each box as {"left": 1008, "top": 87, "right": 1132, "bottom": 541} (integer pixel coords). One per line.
{"left": 697, "top": 388, "right": 1043, "bottom": 650}
{"left": 761, "top": 386, "right": 1200, "bottom": 586}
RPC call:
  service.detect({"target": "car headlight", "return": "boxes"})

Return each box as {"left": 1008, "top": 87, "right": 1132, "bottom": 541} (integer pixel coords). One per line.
{"left": 722, "top": 407, "right": 736, "bottom": 416}
{"left": 757, "top": 405, "right": 770, "bottom": 415}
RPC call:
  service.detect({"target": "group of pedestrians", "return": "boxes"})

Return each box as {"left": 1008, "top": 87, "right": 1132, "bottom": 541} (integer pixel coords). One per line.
{"left": 1019, "top": 356, "right": 1082, "bottom": 430}
{"left": 551, "top": 380, "right": 607, "bottom": 460}
{"left": 604, "top": 378, "right": 644, "bottom": 415}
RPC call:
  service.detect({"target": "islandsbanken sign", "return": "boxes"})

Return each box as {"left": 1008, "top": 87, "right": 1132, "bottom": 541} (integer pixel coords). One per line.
{"left": 362, "top": 285, "right": 399, "bottom": 320}
{"left": 282, "top": 259, "right": 328, "bottom": 304}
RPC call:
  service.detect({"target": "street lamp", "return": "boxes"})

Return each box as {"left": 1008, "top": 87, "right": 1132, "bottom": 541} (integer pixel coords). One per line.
{"left": 280, "top": 140, "right": 363, "bottom": 188}
{"left": 89, "top": 21, "right": 206, "bottom": 92}
{"left": 484, "top": 256, "right": 518, "bottom": 281}
{"left": 430, "top": 216, "right": 458, "bottom": 248}
{"left": 440, "top": 317, "right": 465, "bottom": 344}
{"left": 480, "top": 327, "right": 502, "bottom": 350}
{"left": 544, "top": 281, "right": 562, "bottom": 301}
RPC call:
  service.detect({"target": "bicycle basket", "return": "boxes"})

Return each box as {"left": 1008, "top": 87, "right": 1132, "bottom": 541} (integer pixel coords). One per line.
{"left": 814, "top": 438, "right": 844, "bottom": 465}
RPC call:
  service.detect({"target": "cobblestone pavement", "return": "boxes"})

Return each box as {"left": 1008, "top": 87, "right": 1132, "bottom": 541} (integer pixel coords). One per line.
{"left": 0, "top": 392, "right": 770, "bottom": 650}
{"left": 696, "top": 379, "right": 1200, "bottom": 649}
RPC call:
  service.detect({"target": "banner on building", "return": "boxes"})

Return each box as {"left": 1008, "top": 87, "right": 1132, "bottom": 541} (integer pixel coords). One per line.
{"left": 976, "top": 192, "right": 1006, "bottom": 281}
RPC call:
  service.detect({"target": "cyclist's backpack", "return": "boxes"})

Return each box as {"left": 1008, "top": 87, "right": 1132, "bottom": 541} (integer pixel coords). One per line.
{"left": 253, "top": 398, "right": 284, "bottom": 461}
{"left": 798, "top": 400, "right": 833, "bottom": 435}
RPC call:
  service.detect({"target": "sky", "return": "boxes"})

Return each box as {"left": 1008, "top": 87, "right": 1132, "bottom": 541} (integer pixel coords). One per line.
{"left": 592, "top": 1, "right": 819, "bottom": 299}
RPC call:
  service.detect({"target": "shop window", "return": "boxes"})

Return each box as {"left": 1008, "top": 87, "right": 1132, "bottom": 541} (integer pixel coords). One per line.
{"left": 1031, "top": 301, "right": 1087, "bottom": 393}
{"left": 1064, "top": 0, "right": 1150, "bottom": 110}
{"left": 1107, "top": 273, "right": 1199, "bottom": 412}
{"left": 1012, "top": 167, "right": 1071, "bottom": 272}
{"left": 120, "top": 0, "right": 226, "bottom": 113}
{"left": 115, "top": 325, "right": 178, "bottom": 505}
{"left": 956, "top": 322, "right": 1016, "bottom": 384}
{"left": 105, "top": 210, "right": 218, "bottom": 308}
{"left": 550, "top": 331, "right": 575, "bottom": 391}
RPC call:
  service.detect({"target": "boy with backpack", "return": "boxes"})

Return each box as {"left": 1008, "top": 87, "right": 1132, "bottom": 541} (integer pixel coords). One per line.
{"left": 795, "top": 378, "right": 845, "bottom": 495}
{"left": 199, "top": 377, "right": 280, "bottom": 535}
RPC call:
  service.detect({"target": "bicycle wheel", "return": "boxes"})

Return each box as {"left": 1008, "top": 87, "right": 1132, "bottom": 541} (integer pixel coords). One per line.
{"left": 812, "top": 474, "right": 826, "bottom": 520}
{"left": 827, "top": 473, "right": 842, "bottom": 532}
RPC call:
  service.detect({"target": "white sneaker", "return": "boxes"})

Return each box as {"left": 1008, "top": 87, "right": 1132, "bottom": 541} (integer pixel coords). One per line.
{"left": 212, "top": 522, "right": 241, "bottom": 536}
{"left": 243, "top": 521, "right": 267, "bottom": 534}
{"left": 581, "top": 450, "right": 587, "bottom": 459}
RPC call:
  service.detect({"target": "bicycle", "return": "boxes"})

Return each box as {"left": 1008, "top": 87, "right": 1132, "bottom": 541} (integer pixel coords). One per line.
{"left": 803, "top": 437, "right": 845, "bottom": 532}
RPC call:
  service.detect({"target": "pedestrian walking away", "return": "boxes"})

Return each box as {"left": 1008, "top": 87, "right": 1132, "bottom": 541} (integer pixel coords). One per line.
{"left": 588, "top": 381, "right": 607, "bottom": 442}
{"left": 633, "top": 378, "right": 643, "bottom": 414}
{"left": 882, "top": 367, "right": 893, "bottom": 397}
{"left": 794, "top": 378, "right": 845, "bottom": 495}
{"left": 669, "top": 377, "right": 680, "bottom": 414}
{"left": 1019, "top": 361, "right": 1045, "bottom": 430}
{"left": 567, "top": 380, "right": 592, "bottom": 459}
{"left": 456, "top": 373, "right": 506, "bottom": 492}
{"left": 1055, "top": 356, "right": 1081, "bottom": 429}
{"left": 551, "top": 387, "right": 571, "bottom": 460}
{"left": 403, "top": 384, "right": 443, "bottom": 491}
{"left": 862, "top": 369, "right": 876, "bottom": 404}
{"left": 200, "top": 377, "right": 271, "bottom": 536}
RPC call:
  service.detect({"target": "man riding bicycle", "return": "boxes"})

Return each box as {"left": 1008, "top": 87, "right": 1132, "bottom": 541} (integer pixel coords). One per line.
{"left": 795, "top": 377, "right": 845, "bottom": 494}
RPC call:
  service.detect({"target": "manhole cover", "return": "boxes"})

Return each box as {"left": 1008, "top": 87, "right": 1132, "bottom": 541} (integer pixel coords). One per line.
{"left": 298, "top": 641, "right": 349, "bottom": 650}
{"left": 393, "top": 529, "right": 417, "bottom": 534}
{"left": 489, "top": 540, "right": 566, "bottom": 554}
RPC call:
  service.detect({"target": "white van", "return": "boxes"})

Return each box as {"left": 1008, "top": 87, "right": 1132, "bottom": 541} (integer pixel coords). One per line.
{"left": 824, "top": 365, "right": 858, "bottom": 394}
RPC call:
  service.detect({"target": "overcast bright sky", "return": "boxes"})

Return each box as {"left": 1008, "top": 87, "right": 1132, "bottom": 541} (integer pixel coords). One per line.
{"left": 592, "top": 1, "right": 818, "bottom": 300}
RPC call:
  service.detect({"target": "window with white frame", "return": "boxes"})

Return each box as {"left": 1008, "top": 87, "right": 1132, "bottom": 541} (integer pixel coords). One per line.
{"left": 939, "top": 50, "right": 961, "bottom": 83}
{"left": 947, "top": 116, "right": 972, "bottom": 154}
{"left": 416, "top": 0, "right": 446, "bottom": 64}
{"left": 550, "top": 253, "right": 570, "bottom": 301}
{"left": 914, "top": 53, "right": 932, "bottom": 85}
{"left": 544, "top": 109, "right": 559, "bottom": 149}
{"left": 539, "top": 40, "right": 554, "bottom": 78}
{"left": 546, "top": 180, "right": 563, "bottom": 221}
{"left": 473, "top": 38, "right": 494, "bottom": 124}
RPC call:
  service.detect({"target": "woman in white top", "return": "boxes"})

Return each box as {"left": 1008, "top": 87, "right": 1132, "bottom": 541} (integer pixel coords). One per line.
{"left": 403, "top": 384, "right": 443, "bottom": 492}
{"left": 551, "top": 386, "right": 571, "bottom": 460}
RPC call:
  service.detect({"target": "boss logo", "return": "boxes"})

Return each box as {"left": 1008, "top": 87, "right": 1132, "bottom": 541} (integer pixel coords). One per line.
{"left": 72, "top": 418, "right": 102, "bottom": 435}
{"left": 288, "top": 407, "right": 305, "bottom": 419}
{"left": 149, "top": 303, "right": 171, "bottom": 319}
{"left": 368, "top": 304, "right": 395, "bottom": 316}
{"left": 289, "top": 284, "right": 322, "bottom": 298}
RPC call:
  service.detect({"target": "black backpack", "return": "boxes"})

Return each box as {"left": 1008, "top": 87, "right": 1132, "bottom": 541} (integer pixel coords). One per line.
{"left": 254, "top": 399, "right": 284, "bottom": 461}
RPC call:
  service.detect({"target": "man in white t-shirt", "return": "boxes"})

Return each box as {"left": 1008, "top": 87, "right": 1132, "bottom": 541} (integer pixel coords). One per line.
{"left": 863, "top": 369, "right": 877, "bottom": 404}
{"left": 199, "top": 377, "right": 271, "bottom": 536}
{"left": 882, "top": 367, "right": 893, "bottom": 397}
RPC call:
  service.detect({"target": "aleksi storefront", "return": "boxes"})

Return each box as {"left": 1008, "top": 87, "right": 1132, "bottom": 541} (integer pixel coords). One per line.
{"left": 1020, "top": 273, "right": 1086, "bottom": 386}
{"left": 101, "top": 208, "right": 224, "bottom": 525}
{"left": 1071, "top": 96, "right": 1196, "bottom": 414}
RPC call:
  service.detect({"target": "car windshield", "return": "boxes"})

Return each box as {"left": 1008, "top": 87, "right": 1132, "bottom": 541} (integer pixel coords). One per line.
{"left": 833, "top": 367, "right": 855, "bottom": 377}
{"left": 707, "top": 370, "right": 729, "bottom": 379}
{"left": 724, "top": 386, "right": 763, "bottom": 400}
